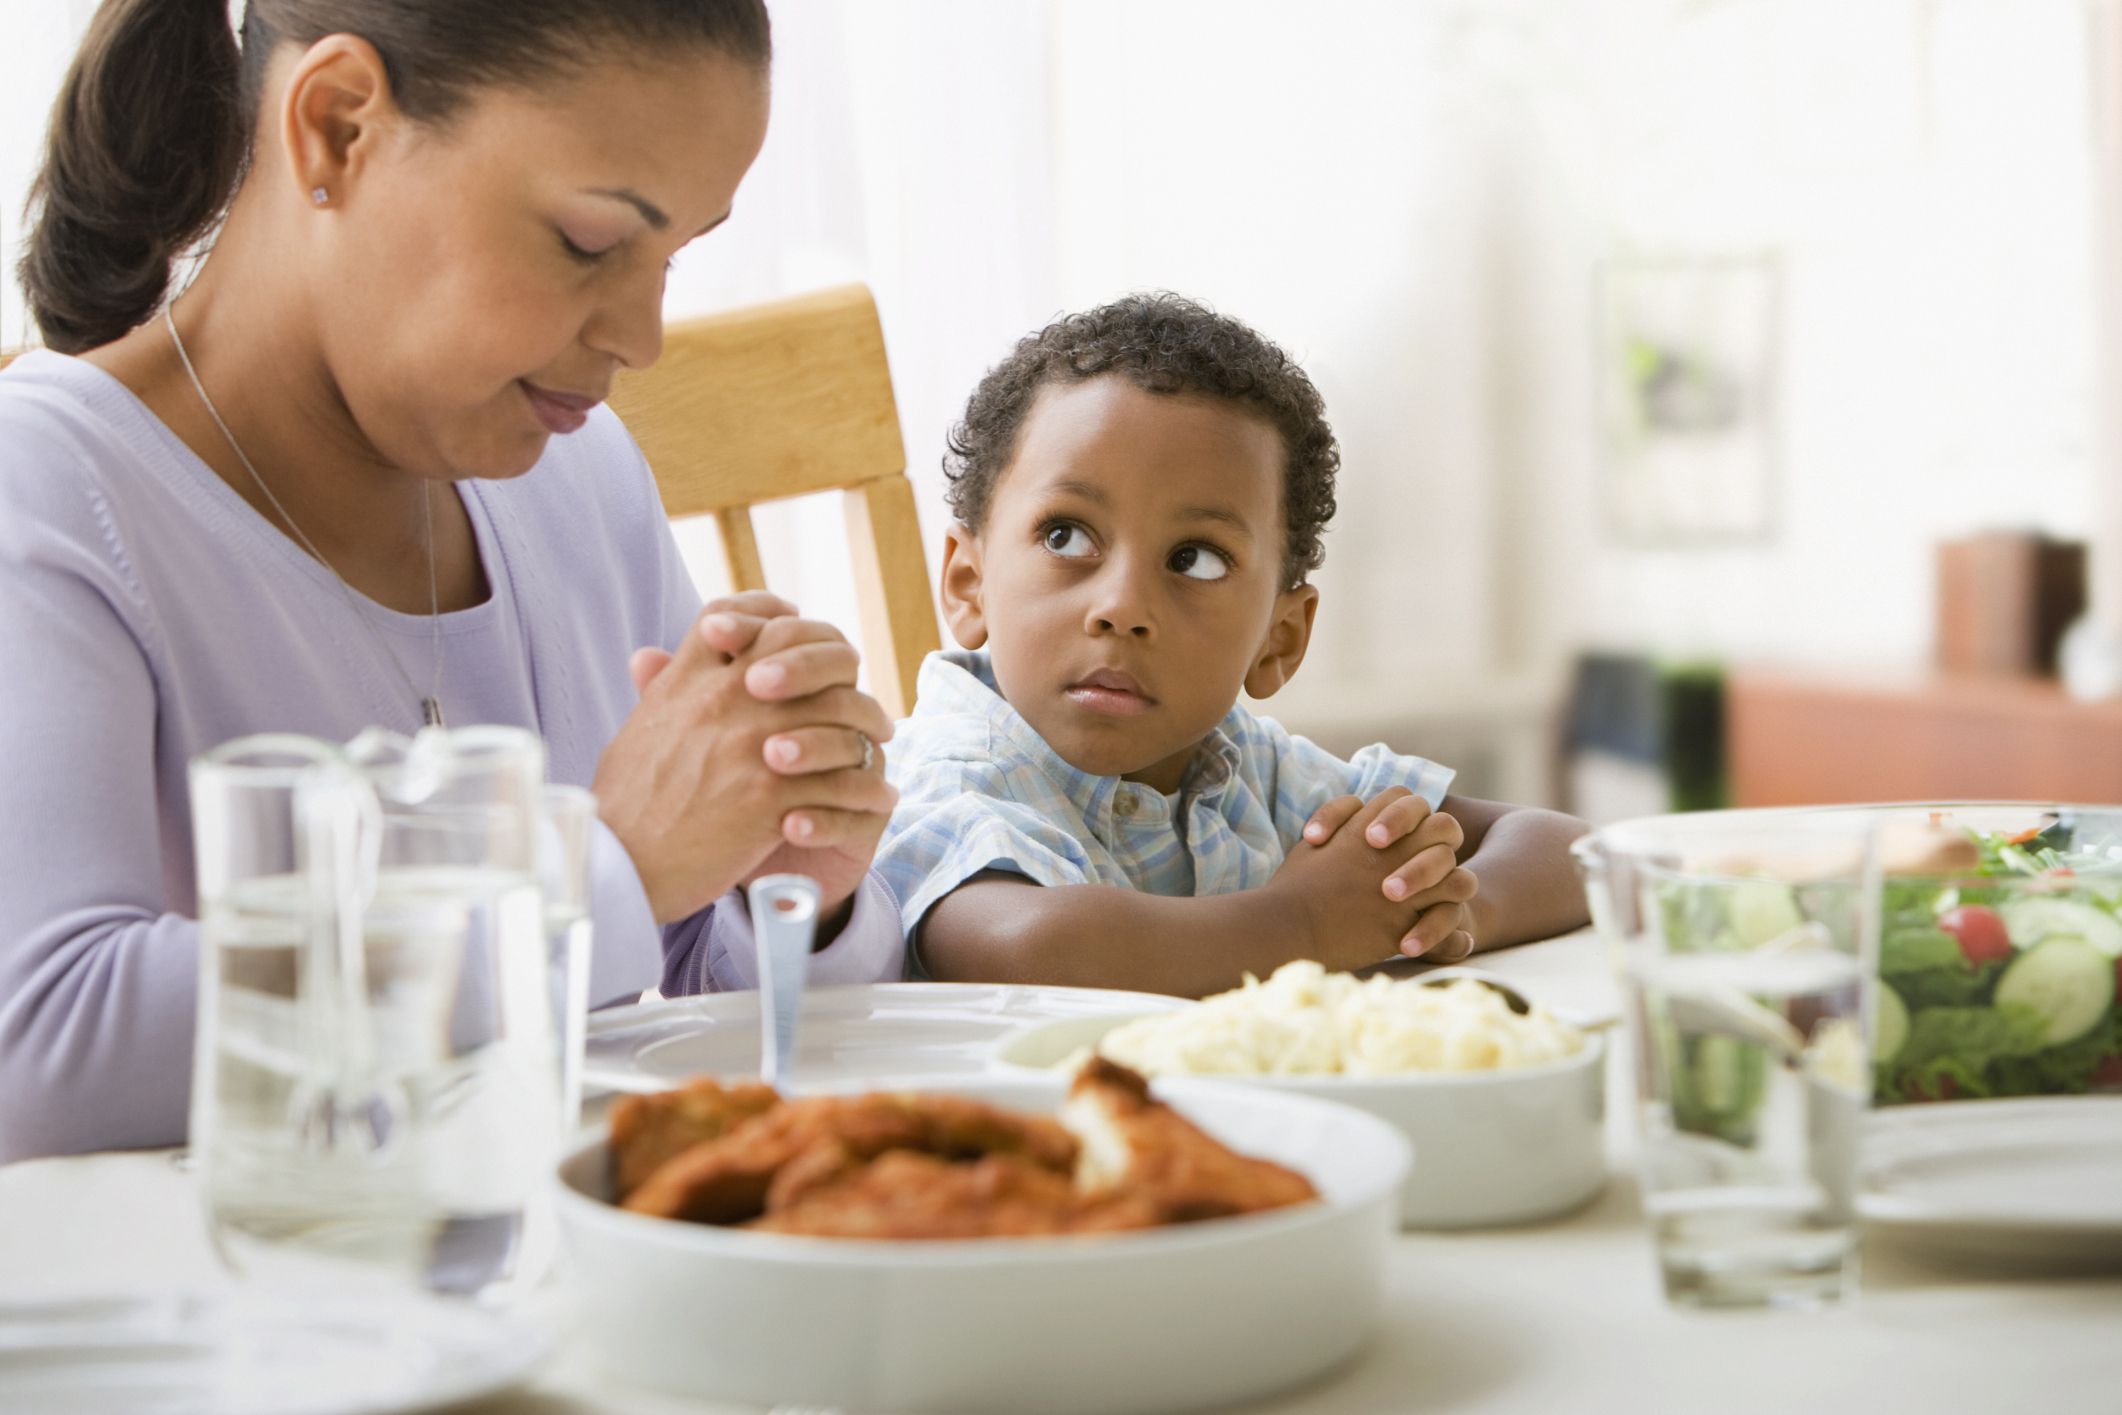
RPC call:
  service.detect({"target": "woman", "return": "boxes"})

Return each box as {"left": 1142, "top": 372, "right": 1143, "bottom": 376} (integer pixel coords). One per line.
{"left": 0, "top": 0, "right": 903, "bottom": 1162}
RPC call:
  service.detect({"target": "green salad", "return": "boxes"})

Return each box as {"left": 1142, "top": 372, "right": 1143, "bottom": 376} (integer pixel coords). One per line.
{"left": 1877, "top": 824, "right": 2122, "bottom": 1104}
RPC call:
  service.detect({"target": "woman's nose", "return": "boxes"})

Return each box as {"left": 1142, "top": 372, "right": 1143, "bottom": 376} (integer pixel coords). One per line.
{"left": 583, "top": 268, "right": 667, "bottom": 371}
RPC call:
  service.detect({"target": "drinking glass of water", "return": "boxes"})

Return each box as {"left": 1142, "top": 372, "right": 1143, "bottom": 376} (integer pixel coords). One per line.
{"left": 1575, "top": 808, "right": 1880, "bottom": 1309}
{"left": 188, "top": 727, "right": 561, "bottom": 1307}
{"left": 538, "top": 784, "right": 597, "bottom": 1137}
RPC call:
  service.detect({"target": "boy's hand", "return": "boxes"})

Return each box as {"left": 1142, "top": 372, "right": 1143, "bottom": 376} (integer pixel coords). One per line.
{"left": 1273, "top": 788, "right": 1479, "bottom": 967}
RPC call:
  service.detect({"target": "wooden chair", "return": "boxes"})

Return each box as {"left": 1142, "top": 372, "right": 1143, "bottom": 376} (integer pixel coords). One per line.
{"left": 609, "top": 283, "right": 940, "bottom": 718}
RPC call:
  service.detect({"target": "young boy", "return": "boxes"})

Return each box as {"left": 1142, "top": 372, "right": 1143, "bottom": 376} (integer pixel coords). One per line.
{"left": 876, "top": 294, "right": 1588, "bottom": 996}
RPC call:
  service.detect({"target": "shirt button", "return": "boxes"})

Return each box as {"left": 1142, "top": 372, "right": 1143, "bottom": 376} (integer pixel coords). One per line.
{"left": 1114, "top": 791, "right": 1138, "bottom": 818}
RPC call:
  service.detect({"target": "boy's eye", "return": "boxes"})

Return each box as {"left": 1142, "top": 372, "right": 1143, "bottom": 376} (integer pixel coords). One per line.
{"left": 1041, "top": 523, "right": 1096, "bottom": 558}
{"left": 1170, "top": 545, "right": 1232, "bottom": 581}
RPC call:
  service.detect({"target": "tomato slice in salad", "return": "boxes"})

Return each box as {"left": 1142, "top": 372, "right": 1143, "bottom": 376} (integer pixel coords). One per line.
{"left": 1937, "top": 904, "right": 2013, "bottom": 965}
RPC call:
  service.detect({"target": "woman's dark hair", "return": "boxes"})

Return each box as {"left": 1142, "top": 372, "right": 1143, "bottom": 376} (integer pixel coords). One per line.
{"left": 944, "top": 292, "right": 1341, "bottom": 589}
{"left": 19, "top": 0, "right": 771, "bottom": 354}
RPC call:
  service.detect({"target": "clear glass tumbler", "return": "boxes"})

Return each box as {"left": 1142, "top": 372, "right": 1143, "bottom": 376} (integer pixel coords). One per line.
{"left": 188, "top": 726, "right": 560, "bottom": 1305}
{"left": 1575, "top": 808, "right": 1880, "bottom": 1309}
{"left": 538, "top": 784, "right": 598, "bottom": 1137}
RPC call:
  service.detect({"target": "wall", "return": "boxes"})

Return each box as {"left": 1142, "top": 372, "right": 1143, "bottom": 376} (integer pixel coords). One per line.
{"left": 0, "top": 0, "right": 2106, "bottom": 766}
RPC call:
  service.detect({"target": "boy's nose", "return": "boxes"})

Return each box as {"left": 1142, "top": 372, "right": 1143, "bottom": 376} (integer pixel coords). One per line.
{"left": 1090, "top": 613, "right": 1152, "bottom": 639}
{"left": 1085, "top": 568, "right": 1155, "bottom": 640}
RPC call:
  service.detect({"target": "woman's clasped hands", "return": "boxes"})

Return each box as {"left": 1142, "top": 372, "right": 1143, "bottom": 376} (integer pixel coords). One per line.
{"left": 593, "top": 592, "right": 898, "bottom": 930}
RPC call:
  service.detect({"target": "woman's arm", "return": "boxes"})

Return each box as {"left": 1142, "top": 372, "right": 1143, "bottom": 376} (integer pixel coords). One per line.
{"left": 1438, "top": 795, "right": 1592, "bottom": 951}
{"left": 0, "top": 472, "right": 196, "bottom": 1162}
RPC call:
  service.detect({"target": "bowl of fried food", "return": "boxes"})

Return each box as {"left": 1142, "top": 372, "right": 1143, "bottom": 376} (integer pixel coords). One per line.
{"left": 555, "top": 1058, "right": 1409, "bottom": 1414}
{"left": 994, "top": 962, "right": 1608, "bottom": 1230}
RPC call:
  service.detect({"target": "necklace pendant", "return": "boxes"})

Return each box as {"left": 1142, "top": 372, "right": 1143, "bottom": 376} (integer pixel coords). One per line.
{"left": 421, "top": 696, "right": 446, "bottom": 730}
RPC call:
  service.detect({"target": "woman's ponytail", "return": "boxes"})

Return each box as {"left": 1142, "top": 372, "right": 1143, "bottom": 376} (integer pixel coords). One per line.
{"left": 17, "top": 0, "right": 246, "bottom": 353}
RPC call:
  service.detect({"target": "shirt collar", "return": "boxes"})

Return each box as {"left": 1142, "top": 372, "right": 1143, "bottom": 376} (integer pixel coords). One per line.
{"left": 913, "top": 650, "right": 1247, "bottom": 810}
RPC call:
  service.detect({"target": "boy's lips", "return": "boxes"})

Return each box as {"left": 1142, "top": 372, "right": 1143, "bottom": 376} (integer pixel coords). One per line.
{"left": 519, "top": 381, "right": 603, "bottom": 435}
{"left": 1065, "top": 668, "right": 1156, "bottom": 717}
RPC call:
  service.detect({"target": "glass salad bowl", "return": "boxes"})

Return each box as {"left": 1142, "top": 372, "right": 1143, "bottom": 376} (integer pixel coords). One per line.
{"left": 1864, "top": 805, "right": 2122, "bottom": 1105}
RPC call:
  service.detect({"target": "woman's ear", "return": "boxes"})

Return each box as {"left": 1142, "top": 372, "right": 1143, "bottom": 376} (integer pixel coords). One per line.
{"left": 1243, "top": 583, "right": 1319, "bottom": 700}
{"left": 938, "top": 523, "right": 990, "bottom": 650}
{"left": 278, "top": 34, "right": 399, "bottom": 207}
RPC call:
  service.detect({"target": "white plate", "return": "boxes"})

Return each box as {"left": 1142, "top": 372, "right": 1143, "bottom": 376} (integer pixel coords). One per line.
{"left": 0, "top": 1293, "right": 546, "bottom": 1415}
{"left": 555, "top": 1074, "right": 1409, "bottom": 1414}
{"left": 1859, "top": 1097, "right": 2122, "bottom": 1269}
{"left": 584, "top": 982, "right": 1186, "bottom": 1094}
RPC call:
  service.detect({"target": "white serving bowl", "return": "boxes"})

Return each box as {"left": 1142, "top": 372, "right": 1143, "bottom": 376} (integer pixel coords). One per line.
{"left": 995, "top": 1015, "right": 1607, "bottom": 1230}
{"left": 554, "top": 1075, "right": 1409, "bottom": 1415}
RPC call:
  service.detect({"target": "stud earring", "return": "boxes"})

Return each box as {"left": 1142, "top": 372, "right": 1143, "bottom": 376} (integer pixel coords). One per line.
{"left": 311, "top": 187, "right": 330, "bottom": 206}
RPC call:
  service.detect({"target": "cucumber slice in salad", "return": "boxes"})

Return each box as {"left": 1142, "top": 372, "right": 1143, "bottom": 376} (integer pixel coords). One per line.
{"left": 1727, "top": 882, "right": 1803, "bottom": 948}
{"left": 1999, "top": 897, "right": 2122, "bottom": 958}
{"left": 1873, "top": 983, "right": 1910, "bottom": 1064}
{"left": 1993, "top": 937, "right": 2117, "bottom": 1046}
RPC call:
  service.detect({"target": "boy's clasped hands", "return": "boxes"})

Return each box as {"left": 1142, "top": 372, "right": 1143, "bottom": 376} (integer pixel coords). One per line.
{"left": 1284, "top": 788, "right": 1479, "bottom": 966}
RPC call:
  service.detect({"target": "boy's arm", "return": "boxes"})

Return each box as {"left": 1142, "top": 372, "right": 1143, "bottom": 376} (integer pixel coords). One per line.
{"left": 918, "top": 875, "right": 1316, "bottom": 997}
{"left": 918, "top": 793, "right": 1475, "bottom": 997}
{"left": 1438, "top": 794, "right": 1592, "bottom": 951}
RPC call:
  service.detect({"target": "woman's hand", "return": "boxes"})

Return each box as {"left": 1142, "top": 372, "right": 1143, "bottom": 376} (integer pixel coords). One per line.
{"left": 594, "top": 593, "right": 896, "bottom": 925}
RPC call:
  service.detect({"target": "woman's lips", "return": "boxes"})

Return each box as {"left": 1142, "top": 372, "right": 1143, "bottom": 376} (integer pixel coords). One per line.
{"left": 520, "top": 382, "right": 600, "bottom": 436}
{"left": 1065, "top": 669, "right": 1156, "bottom": 717}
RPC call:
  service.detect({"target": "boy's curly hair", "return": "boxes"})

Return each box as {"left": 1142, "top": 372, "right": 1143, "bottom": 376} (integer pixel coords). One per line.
{"left": 943, "top": 293, "right": 1339, "bottom": 589}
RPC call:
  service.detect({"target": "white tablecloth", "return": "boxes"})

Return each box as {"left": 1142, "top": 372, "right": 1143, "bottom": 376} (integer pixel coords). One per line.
{"left": 4, "top": 932, "right": 2117, "bottom": 1415}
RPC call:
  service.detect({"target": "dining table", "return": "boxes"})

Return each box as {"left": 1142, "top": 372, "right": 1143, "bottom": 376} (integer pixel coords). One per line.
{"left": 2, "top": 928, "right": 2117, "bottom": 1415}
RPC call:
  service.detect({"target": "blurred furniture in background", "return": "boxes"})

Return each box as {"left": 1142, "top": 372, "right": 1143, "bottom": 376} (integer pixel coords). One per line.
{"left": 1556, "top": 654, "right": 1726, "bottom": 824}
{"left": 610, "top": 283, "right": 940, "bottom": 718}
{"left": 1936, "top": 531, "right": 2085, "bottom": 678}
{"left": 1730, "top": 531, "right": 2106, "bottom": 807}
{"left": 1269, "top": 674, "right": 1559, "bottom": 810}
{"left": 1728, "top": 668, "right": 2122, "bottom": 806}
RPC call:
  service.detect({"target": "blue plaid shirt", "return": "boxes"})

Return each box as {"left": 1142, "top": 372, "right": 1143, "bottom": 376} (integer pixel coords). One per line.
{"left": 877, "top": 651, "right": 1456, "bottom": 946}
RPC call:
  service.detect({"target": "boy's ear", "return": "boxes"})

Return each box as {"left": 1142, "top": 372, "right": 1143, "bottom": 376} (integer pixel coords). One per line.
{"left": 937, "top": 523, "right": 990, "bottom": 650}
{"left": 1243, "top": 583, "right": 1319, "bottom": 700}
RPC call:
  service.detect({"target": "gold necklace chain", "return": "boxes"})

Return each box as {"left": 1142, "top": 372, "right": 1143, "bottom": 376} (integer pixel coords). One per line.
{"left": 164, "top": 301, "right": 446, "bottom": 729}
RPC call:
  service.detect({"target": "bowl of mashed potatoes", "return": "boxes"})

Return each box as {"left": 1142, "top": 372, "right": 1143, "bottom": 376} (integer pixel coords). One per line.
{"left": 994, "top": 962, "right": 1607, "bottom": 1228}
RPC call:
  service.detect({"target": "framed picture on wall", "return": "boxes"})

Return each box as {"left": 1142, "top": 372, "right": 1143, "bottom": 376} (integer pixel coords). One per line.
{"left": 1594, "top": 253, "right": 1782, "bottom": 547}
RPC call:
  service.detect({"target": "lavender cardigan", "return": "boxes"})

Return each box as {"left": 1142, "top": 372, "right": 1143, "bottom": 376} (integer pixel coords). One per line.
{"left": 0, "top": 352, "right": 903, "bottom": 1163}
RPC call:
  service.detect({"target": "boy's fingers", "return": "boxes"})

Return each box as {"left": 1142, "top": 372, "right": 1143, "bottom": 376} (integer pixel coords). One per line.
{"left": 1364, "top": 792, "right": 1435, "bottom": 847}
{"left": 1416, "top": 929, "right": 1478, "bottom": 966}
{"left": 1399, "top": 866, "right": 1480, "bottom": 912}
{"left": 1343, "top": 787, "right": 1413, "bottom": 842}
{"left": 1302, "top": 795, "right": 1365, "bottom": 845}
{"left": 1382, "top": 844, "right": 1458, "bottom": 901}
{"left": 1410, "top": 808, "right": 1464, "bottom": 855}
{"left": 1399, "top": 902, "right": 1470, "bottom": 958}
